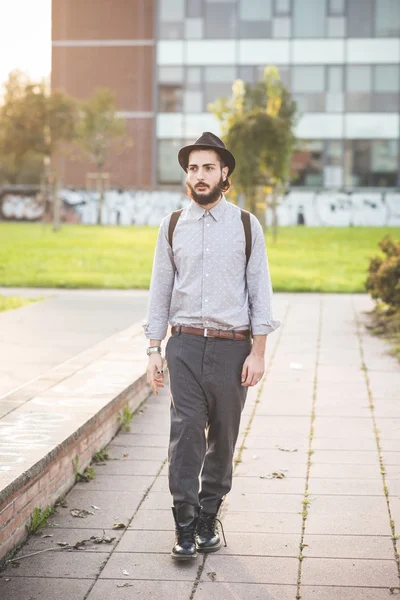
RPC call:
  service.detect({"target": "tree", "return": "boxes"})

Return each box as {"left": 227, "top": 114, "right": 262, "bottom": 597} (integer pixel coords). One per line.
{"left": 0, "top": 70, "right": 77, "bottom": 188}
{"left": 209, "top": 66, "right": 297, "bottom": 240}
{"left": 74, "top": 88, "right": 129, "bottom": 225}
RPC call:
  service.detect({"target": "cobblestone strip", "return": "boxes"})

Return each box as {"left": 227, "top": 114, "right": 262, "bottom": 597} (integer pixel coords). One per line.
{"left": 296, "top": 297, "right": 323, "bottom": 600}
{"left": 353, "top": 299, "right": 400, "bottom": 591}
{"left": 189, "top": 301, "right": 291, "bottom": 600}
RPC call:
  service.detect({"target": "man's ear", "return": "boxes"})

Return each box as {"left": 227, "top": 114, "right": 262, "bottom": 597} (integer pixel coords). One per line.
{"left": 222, "top": 165, "right": 229, "bottom": 181}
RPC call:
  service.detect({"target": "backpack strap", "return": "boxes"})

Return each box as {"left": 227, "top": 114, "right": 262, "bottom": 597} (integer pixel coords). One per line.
{"left": 168, "top": 207, "right": 252, "bottom": 265}
{"left": 240, "top": 209, "right": 252, "bottom": 266}
{"left": 168, "top": 209, "right": 183, "bottom": 248}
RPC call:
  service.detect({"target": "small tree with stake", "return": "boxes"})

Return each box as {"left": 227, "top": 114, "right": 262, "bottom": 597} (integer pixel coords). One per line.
{"left": 74, "top": 88, "right": 129, "bottom": 225}
{"left": 209, "top": 66, "right": 296, "bottom": 241}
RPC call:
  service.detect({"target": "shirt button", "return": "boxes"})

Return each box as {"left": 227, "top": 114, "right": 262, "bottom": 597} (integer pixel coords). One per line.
{"left": 207, "top": 224, "right": 210, "bottom": 227}
{"left": 206, "top": 274, "right": 209, "bottom": 277}
{"left": 206, "top": 248, "right": 209, "bottom": 252}
{"left": 205, "top": 299, "right": 208, "bottom": 302}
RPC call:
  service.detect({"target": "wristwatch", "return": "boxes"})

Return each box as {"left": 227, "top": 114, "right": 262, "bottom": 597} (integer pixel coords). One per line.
{"left": 146, "top": 346, "right": 162, "bottom": 356}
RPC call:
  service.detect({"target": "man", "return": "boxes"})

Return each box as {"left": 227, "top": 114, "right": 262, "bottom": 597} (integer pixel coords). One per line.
{"left": 143, "top": 132, "right": 280, "bottom": 560}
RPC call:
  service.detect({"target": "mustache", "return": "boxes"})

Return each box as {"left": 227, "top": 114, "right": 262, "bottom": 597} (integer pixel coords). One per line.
{"left": 195, "top": 183, "right": 209, "bottom": 189}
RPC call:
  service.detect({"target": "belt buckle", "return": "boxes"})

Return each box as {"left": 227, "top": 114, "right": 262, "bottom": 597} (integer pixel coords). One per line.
{"left": 204, "top": 328, "right": 208, "bottom": 337}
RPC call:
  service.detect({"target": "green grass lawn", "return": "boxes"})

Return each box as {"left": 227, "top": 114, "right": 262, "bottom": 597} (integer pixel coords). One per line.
{"left": 0, "top": 295, "right": 40, "bottom": 312}
{"left": 0, "top": 223, "right": 398, "bottom": 293}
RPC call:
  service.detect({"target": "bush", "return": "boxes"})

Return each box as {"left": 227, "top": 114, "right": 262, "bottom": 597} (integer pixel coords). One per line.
{"left": 366, "top": 236, "right": 400, "bottom": 310}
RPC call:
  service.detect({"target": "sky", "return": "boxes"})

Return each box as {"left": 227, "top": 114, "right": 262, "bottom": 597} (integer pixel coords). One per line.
{"left": 0, "top": 0, "right": 51, "bottom": 86}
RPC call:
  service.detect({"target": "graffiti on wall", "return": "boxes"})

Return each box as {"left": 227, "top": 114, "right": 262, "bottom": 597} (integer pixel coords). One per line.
{"left": 267, "top": 191, "right": 400, "bottom": 227}
{"left": 1, "top": 187, "right": 400, "bottom": 226}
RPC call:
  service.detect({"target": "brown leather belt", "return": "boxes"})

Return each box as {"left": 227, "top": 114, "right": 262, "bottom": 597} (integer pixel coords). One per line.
{"left": 171, "top": 325, "right": 251, "bottom": 341}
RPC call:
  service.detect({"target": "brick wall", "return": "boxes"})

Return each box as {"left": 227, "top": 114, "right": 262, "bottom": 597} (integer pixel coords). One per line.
{"left": 51, "top": 0, "right": 155, "bottom": 188}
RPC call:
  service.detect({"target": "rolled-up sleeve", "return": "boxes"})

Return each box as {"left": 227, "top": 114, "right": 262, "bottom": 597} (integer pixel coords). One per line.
{"left": 247, "top": 215, "right": 281, "bottom": 336}
{"left": 142, "top": 216, "right": 175, "bottom": 340}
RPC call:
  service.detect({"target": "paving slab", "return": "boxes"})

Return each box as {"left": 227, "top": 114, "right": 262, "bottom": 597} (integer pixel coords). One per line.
{"left": 87, "top": 579, "right": 194, "bottom": 599}
{"left": 302, "top": 534, "right": 395, "bottom": 559}
{"left": 47, "top": 491, "right": 144, "bottom": 530}
{"left": 19, "top": 526, "right": 124, "bottom": 554}
{"left": 194, "top": 582, "right": 298, "bottom": 600}
{"left": 99, "top": 551, "right": 198, "bottom": 580}
{"left": 73, "top": 474, "right": 155, "bottom": 493}
{"left": 301, "top": 557, "right": 399, "bottom": 587}
{"left": 305, "top": 511, "right": 393, "bottom": 536}
{"left": 0, "top": 577, "right": 93, "bottom": 600}
{"left": 311, "top": 450, "right": 380, "bottom": 465}
{"left": 244, "top": 436, "right": 310, "bottom": 451}
{"left": 308, "top": 478, "right": 385, "bottom": 496}
{"left": 0, "top": 549, "right": 106, "bottom": 579}
{"left": 300, "top": 585, "right": 396, "bottom": 599}
{"left": 312, "top": 436, "right": 378, "bottom": 451}
{"left": 222, "top": 511, "right": 303, "bottom": 534}
{"left": 199, "top": 555, "right": 298, "bottom": 584}
{"left": 309, "top": 463, "right": 383, "bottom": 479}
{"left": 224, "top": 492, "right": 304, "bottom": 513}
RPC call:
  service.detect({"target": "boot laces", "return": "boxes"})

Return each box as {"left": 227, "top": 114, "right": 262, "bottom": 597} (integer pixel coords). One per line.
{"left": 198, "top": 513, "right": 227, "bottom": 547}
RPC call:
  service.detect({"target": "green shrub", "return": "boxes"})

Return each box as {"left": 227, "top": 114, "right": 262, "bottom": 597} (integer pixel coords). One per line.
{"left": 366, "top": 236, "right": 400, "bottom": 310}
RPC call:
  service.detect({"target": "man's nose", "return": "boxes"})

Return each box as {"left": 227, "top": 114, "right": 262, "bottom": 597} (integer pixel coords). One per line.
{"left": 196, "top": 169, "right": 205, "bottom": 180}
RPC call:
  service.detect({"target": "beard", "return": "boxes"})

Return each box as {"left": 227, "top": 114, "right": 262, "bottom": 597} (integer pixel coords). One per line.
{"left": 186, "top": 175, "right": 224, "bottom": 206}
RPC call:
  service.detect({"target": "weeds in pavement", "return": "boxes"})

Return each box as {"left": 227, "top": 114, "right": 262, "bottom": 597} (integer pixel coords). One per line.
{"left": 27, "top": 506, "right": 54, "bottom": 535}
{"left": 117, "top": 404, "right": 134, "bottom": 432}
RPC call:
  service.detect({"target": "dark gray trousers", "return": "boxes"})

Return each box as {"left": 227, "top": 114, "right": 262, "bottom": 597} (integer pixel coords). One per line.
{"left": 165, "top": 331, "right": 251, "bottom": 513}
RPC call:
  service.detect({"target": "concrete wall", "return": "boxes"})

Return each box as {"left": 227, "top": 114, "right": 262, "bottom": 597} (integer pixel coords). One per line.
{"left": 1, "top": 188, "right": 399, "bottom": 227}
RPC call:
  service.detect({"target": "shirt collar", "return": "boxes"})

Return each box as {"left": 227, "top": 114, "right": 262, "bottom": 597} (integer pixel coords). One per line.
{"left": 190, "top": 195, "right": 227, "bottom": 221}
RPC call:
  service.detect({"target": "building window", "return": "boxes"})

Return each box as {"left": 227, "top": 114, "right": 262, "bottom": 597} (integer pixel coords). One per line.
{"left": 158, "top": 140, "right": 183, "bottom": 184}
{"left": 347, "top": 0, "right": 373, "bottom": 37}
{"left": 239, "top": 66, "right": 256, "bottom": 84}
{"left": 328, "top": 0, "right": 345, "bottom": 15}
{"left": 346, "top": 65, "right": 372, "bottom": 112}
{"left": 185, "top": 18, "right": 204, "bottom": 38}
{"left": 274, "top": 0, "right": 291, "bottom": 15}
{"left": 375, "top": 0, "right": 400, "bottom": 36}
{"left": 324, "top": 141, "right": 343, "bottom": 187}
{"left": 344, "top": 140, "right": 398, "bottom": 187}
{"left": 326, "top": 66, "right": 344, "bottom": 112}
{"left": 184, "top": 90, "right": 203, "bottom": 112}
{"left": 159, "top": 67, "right": 184, "bottom": 84}
{"left": 204, "top": 66, "right": 236, "bottom": 109}
{"left": 273, "top": 17, "right": 291, "bottom": 38}
{"left": 239, "top": 0, "right": 272, "bottom": 37}
{"left": 159, "top": 0, "right": 185, "bottom": 38}
{"left": 159, "top": 86, "right": 183, "bottom": 112}
{"left": 373, "top": 65, "right": 400, "bottom": 112}
{"left": 187, "top": 0, "right": 203, "bottom": 18}
{"left": 291, "top": 141, "right": 324, "bottom": 187}
{"left": 292, "top": 66, "right": 325, "bottom": 112}
{"left": 293, "top": 0, "right": 325, "bottom": 38}
{"left": 205, "top": 1, "right": 236, "bottom": 38}
{"left": 327, "top": 16, "right": 345, "bottom": 37}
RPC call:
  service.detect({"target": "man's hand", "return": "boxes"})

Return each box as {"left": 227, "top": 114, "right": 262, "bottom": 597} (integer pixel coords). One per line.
{"left": 241, "top": 352, "right": 264, "bottom": 387}
{"left": 146, "top": 353, "right": 164, "bottom": 395}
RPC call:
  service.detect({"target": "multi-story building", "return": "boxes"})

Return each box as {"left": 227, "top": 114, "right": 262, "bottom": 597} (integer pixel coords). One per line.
{"left": 52, "top": 0, "right": 400, "bottom": 191}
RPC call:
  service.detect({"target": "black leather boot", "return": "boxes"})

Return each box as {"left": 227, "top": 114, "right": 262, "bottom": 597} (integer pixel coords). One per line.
{"left": 171, "top": 504, "right": 199, "bottom": 560}
{"left": 196, "top": 503, "right": 226, "bottom": 553}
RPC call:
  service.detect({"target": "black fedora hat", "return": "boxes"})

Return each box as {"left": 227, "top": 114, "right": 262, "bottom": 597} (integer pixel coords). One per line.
{"left": 178, "top": 131, "right": 236, "bottom": 175}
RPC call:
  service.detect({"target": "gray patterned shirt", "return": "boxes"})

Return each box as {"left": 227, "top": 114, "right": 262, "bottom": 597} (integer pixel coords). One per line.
{"left": 143, "top": 196, "right": 280, "bottom": 340}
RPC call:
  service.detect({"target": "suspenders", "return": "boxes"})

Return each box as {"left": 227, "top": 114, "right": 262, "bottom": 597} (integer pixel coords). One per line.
{"left": 168, "top": 208, "right": 252, "bottom": 266}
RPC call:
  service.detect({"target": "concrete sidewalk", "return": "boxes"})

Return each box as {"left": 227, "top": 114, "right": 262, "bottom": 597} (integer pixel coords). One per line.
{"left": 0, "top": 293, "right": 399, "bottom": 599}
{"left": 0, "top": 288, "right": 148, "bottom": 397}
